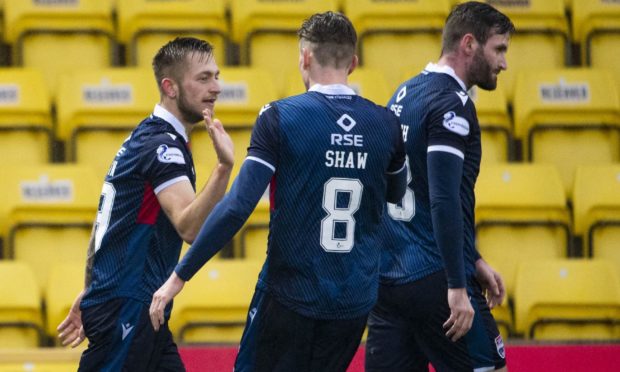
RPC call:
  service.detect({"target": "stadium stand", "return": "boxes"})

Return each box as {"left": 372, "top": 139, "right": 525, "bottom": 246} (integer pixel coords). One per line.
{"left": 238, "top": 200, "right": 270, "bottom": 260}
{"left": 230, "top": 0, "right": 338, "bottom": 96}
{"left": 116, "top": 0, "right": 229, "bottom": 67}
{"left": 0, "top": 348, "right": 80, "bottom": 371}
{"left": 476, "top": 164, "right": 570, "bottom": 336}
{"left": 469, "top": 84, "right": 512, "bottom": 164}
{"left": 168, "top": 259, "right": 263, "bottom": 344}
{"left": 55, "top": 68, "right": 159, "bottom": 177}
{"left": 0, "top": 165, "right": 99, "bottom": 291}
{"left": 3, "top": 0, "right": 115, "bottom": 94}
{"left": 0, "top": 68, "right": 52, "bottom": 165}
{"left": 573, "top": 0, "right": 620, "bottom": 90}
{"left": 285, "top": 67, "right": 392, "bottom": 106}
{"left": 514, "top": 259, "right": 620, "bottom": 340}
{"left": 343, "top": 0, "right": 450, "bottom": 92}
{"left": 513, "top": 68, "right": 620, "bottom": 197}
{"left": 475, "top": 164, "right": 570, "bottom": 298}
{"left": 190, "top": 67, "right": 278, "bottom": 184}
{"left": 44, "top": 263, "right": 85, "bottom": 346}
{"left": 0, "top": 261, "right": 45, "bottom": 348}
{"left": 573, "top": 165, "right": 620, "bottom": 275}
{"left": 467, "top": 0, "right": 570, "bottom": 101}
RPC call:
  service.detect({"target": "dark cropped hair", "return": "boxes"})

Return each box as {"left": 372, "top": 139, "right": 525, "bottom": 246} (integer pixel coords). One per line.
{"left": 442, "top": 1, "right": 515, "bottom": 54}
{"left": 152, "top": 37, "right": 214, "bottom": 91}
{"left": 297, "top": 11, "right": 357, "bottom": 69}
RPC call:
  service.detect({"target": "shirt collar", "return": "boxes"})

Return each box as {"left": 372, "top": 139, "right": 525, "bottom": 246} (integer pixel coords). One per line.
{"left": 424, "top": 63, "right": 468, "bottom": 92}
{"left": 152, "top": 104, "right": 189, "bottom": 142}
{"left": 308, "top": 83, "right": 356, "bottom": 95}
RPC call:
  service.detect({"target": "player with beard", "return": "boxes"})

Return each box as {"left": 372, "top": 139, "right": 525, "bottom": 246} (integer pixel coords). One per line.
{"left": 56, "top": 37, "right": 234, "bottom": 371}
{"left": 366, "top": 2, "right": 514, "bottom": 371}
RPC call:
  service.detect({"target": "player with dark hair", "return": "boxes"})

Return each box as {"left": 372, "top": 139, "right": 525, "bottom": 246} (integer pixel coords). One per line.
{"left": 149, "top": 11, "right": 407, "bottom": 372}
{"left": 366, "top": 2, "right": 515, "bottom": 371}
{"left": 56, "top": 37, "right": 234, "bottom": 371}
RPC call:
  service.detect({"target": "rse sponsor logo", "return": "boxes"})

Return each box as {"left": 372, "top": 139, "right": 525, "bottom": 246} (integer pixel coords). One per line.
{"left": 156, "top": 145, "right": 186, "bottom": 165}
{"left": 20, "top": 176, "right": 74, "bottom": 202}
{"left": 442, "top": 111, "right": 470, "bottom": 136}
{"left": 259, "top": 104, "right": 271, "bottom": 116}
{"left": 336, "top": 114, "right": 356, "bottom": 132}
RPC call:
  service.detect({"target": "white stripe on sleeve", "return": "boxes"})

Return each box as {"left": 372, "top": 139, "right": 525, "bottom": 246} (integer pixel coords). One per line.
{"left": 427, "top": 145, "right": 464, "bottom": 160}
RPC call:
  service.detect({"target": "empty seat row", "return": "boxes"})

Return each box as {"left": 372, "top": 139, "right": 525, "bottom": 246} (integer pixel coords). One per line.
{"left": 1, "top": 0, "right": 619, "bottom": 95}
{"left": 3, "top": 66, "right": 619, "bottom": 196}
{"left": 0, "top": 259, "right": 262, "bottom": 348}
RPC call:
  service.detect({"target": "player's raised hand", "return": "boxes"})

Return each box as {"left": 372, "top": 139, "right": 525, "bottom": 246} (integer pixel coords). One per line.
{"left": 443, "top": 287, "right": 474, "bottom": 342}
{"left": 149, "top": 272, "right": 185, "bottom": 331}
{"left": 203, "top": 108, "right": 234, "bottom": 169}
{"left": 475, "top": 258, "right": 505, "bottom": 309}
{"left": 57, "top": 290, "right": 86, "bottom": 348}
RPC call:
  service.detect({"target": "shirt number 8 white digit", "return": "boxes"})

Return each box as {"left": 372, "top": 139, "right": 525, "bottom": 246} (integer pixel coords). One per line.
{"left": 320, "top": 178, "right": 363, "bottom": 253}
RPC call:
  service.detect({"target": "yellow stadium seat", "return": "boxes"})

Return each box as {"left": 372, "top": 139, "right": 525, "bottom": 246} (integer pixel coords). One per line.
{"left": 475, "top": 164, "right": 570, "bottom": 298}
{"left": 169, "top": 259, "right": 263, "bottom": 344}
{"left": 344, "top": 0, "right": 450, "bottom": 92}
{"left": 0, "top": 348, "right": 81, "bottom": 371}
{"left": 573, "top": 0, "right": 620, "bottom": 90}
{"left": 573, "top": 165, "right": 620, "bottom": 274}
{"left": 231, "top": 0, "right": 339, "bottom": 96}
{"left": 285, "top": 67, "right": 392, "bottom": 105}
{"left": 238, "top": 200, "right": 270, "bottom": 260}
{"left": 0, "top": 68, "right": 52, "bottom": 164}
{"left": 513, "top": 68, "right": 620, "bottom": 197}
{"left": 469, "top": 84, "right": 512, "bottom": 164}
{"left": 45, "top": 263, "right": 85, "bottom": 344}
{"left": 55, "top": 68, "right": 159, "bottom": 177}
{"left": 3, "top": 0, "right": 115, "bottom": 94}
{"left": 0, "top": 165, "right": 99, "bottom": 291}
{"left": 0, "top": 261, "right": 44, "bottom": 348}
{"left": 116, "top": 0, "right": 228, "bottom": 67}
{"left": 190, "top": 67, "right": 278, "bottom": 184}
{"left": 514, "top": 259, "right": 620, "bottom": 340}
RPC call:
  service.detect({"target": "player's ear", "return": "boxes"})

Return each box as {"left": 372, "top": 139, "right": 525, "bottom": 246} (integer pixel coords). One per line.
{"left": 347, "top": 55, "right": 359, "bottom": 76}
{"left": 161, "top": 78, "right": 178, "bottom": 98}
{"left": 461, "top": 33, "right": 478, "bottom": 56}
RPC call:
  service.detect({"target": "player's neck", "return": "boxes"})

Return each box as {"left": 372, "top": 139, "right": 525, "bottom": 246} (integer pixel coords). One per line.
{"left": 307, "top": 67, "right": 349, "bottom": 87}
{"left": 437, "top": 55, "right": 471, "bottom": 90}
{"left": 158, "top": 101, "right": 193, "bottom": 135}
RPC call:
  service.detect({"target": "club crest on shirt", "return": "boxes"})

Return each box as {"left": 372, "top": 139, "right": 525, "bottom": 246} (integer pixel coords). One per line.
{"left": 495, "top": 335, "right": 506, "bottom": 359}
{"left": 156, "top": 144, "right": 186, "bottom": 165}
{"left": 442, "top": 111, "right": 470, "bottom": 136}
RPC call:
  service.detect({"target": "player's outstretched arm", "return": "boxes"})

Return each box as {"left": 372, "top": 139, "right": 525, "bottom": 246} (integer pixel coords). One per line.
{"left": 475, "top": 258, "right": 505, "bottom": 309}
{"left": 149, "top": 159, "right": 274, "bottom": 330}
{"left": 158, "top": 109, "right": 234, "bottom": 243}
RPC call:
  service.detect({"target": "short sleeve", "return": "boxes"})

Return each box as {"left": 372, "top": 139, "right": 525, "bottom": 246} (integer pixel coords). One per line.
{"left": 247, "top": 102, "right": 280, "bottom": 169}
{"left": 426, "top": 90, "right": 476, "bottom": 158}
{"left": 140, "top": 133, "right": 191, "bottom": 194}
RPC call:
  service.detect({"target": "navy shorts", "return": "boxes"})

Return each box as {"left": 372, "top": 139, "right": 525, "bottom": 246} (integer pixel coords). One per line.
{"left": 366, "top": 271, "right": 506, "bottom": 372}
{"left": 79, "top": 298, "right": 185, "bottom": 372}
{"left": 235, "top": 288, "right": 367, "bottom": 372}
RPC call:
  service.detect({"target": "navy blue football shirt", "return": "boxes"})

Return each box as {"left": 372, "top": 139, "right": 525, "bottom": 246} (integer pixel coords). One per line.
{"left": 379, "top": 63, "right": 482, "bottom": 286}
{"left": 175, "top": 84, "right": 406, "bottom": 320}
{"left": 81, "top": 105, "right": 196, "bottom": 315}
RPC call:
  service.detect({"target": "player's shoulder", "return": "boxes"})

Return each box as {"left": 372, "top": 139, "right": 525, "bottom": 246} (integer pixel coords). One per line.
{"left": 131, "top": 116, "right": 188, "bottom": 151}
